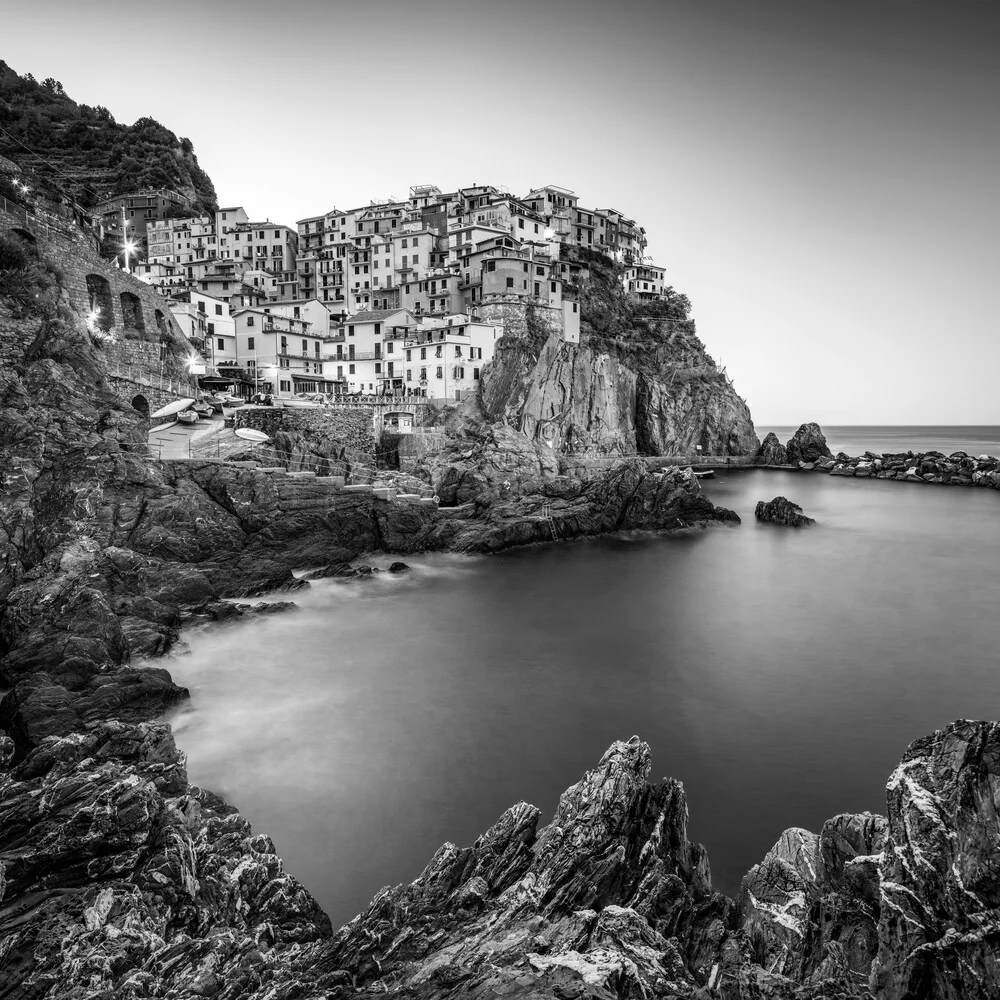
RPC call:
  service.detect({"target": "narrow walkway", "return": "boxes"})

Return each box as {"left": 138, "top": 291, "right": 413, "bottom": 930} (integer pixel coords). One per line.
{"left": 148, "top": 413, "right": 226, "bottom": 460}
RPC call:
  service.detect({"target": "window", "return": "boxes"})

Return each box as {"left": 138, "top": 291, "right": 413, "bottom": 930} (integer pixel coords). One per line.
{"left": 551, "top": 281, "right": 557, "bottom": 292}
{"left": 420, "top": 347, "right": 426, "bottom": 360}
{"left": 436, "top": 366, "right": 443, "bottom": 379}
{"left": 348, "top": 325, "right": 355, "bottom": 336}
{"left": 349, "top": 364, "right": 355, "bottom": 374}
{"left": 506, "top": 277, "right": 514, "bottom": 288}
{"left": 435, "top": 346, "right": 442, "bottom": 358}
{"left": 280, "top": 380, "right": 291, "bottom": 393}
{"left": 474, "top": 367, "right": 480, "bottom": 380}
{"left": 454, "top": 345, "right": 462, "bottom": 357}
{"left": 337, "top": 365, "right": 344, "bottom": 377}
{"left": 215, "top": 304, "right": 223, "bottom": 315}
{"left": 406, "top": 369, "right": 412, "bottom": 381}
{"left": 406, "top": 349, "right": 412, "bottom": 361}
{"left": 375, "top": 363, "right": 382, "bottom": 374}
{"left": 419, "top": 367, "right": 426, "bottom": 380}
{"left": 518, "top": 218, "right": 524, "bottom": 229}
{"left": 387, "top": 342, "right": 393, "bottom": 353}
{"left": 302, "top": 339, "right": 308, "bottom": 353}
{"left": 217, "top": 338, "right": 225, "bottom": 350}
{"left": 246, "top": 316, "right": 255, "bottom": 327}
{"left": 208, "top": 322, "right": 215, "bottom": 335}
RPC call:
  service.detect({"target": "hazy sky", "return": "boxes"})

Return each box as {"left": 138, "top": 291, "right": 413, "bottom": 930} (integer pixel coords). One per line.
{"left": 5, "top": 0, "right": 998, "bottom": 424}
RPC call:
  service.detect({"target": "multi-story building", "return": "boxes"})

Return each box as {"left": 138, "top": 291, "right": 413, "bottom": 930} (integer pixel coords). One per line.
{"left": 226, "top": 222, "right": 297, "bottom": 275}
{"left": 623, "top": 262, "right": 667, "bottom": 301}
{"left": 323, "top": 308, "right": 414, "bottom": 395}
{"left": 233, "top": 306, "right": 328, "bottom": 398}
{"left": 94, "top": 189, "right": 188, "bottom": 247}
{"left": 167, "top": 289, "right": 237, "bottom": 365}
{"left": 398, "top": 315, "right": 503, "bottom": 401}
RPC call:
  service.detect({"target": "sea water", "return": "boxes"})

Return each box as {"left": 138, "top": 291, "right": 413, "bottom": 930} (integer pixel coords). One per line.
{"left": 166, "top": 453, "right": 1000, "bottom": 929}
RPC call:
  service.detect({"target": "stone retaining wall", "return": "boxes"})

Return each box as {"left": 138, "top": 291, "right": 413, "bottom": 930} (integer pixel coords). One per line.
{"left": 1, "top": 205, "right": 193, "bottom": 415}
{"left": 234, "top": 406, "right": 376, "bottom": 464}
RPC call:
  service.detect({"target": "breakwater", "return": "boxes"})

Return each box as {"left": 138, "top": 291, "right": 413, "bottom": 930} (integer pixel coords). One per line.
{"left": 765, "top": 450, "right": 1000, "bottom": 487}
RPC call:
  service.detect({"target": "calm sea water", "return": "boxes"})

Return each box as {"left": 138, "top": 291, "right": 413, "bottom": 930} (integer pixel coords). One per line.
{"left": 757, "top": 425, "right": 1000, "bottom": 458}
{"left": 166, "top": 464, "right": 1000, "bottom": 930}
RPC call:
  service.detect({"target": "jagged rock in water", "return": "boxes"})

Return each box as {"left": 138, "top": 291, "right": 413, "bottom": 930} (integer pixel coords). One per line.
{"left": 755, "top": 496, "right": 816, "bottom": 526}
{"left": 786, "top": 422, "right": 833, "bottom": 465}
{"left": 871, "top": 720, "right": 1000, "bottom": 1000}
{"left": 321, "top": 736, "right": 732, "bottom": 997}
{"left": 756, "top": 431, "right": 789, "bottom": 466}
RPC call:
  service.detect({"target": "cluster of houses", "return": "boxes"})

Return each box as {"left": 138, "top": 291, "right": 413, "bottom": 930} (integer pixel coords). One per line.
{"left": 96, "top": 183, "right": 670, "bottom": 401}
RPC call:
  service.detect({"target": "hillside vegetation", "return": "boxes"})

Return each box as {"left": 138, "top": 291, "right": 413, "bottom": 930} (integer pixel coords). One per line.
{"left": 0, "top": 60, "right": 216, "bottom": 211}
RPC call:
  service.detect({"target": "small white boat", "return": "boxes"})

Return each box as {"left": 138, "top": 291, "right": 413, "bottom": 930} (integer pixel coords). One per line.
{"left": 150, "top": 397, "right": 196, "bottom": 420}
{"left": 177, "top": 409, "right": 200, "bottom": 425}
{"left": 281, "top": 396, "right": 323, "bottom": 408}
{"left": 235, "top": 428, "right": 270, "bottom": 444}
{"left": 694, "top": 469, "right": 716, "bottom": 480}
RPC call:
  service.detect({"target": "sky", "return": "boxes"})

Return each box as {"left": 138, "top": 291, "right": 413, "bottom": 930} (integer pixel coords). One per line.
{"left": 4, "top": 0, "right": 998, "bottom": 424}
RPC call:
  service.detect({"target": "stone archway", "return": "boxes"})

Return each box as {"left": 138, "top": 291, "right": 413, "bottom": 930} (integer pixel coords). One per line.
{"left": 120, "top": 292, "right": 145, "bottom": 334}
{"left": 131, "top": 394, "right": 150, "bottom": 419}
{"left": 85, "top": 274, "right": 114, "bottom": 332}
{"left": 9, "top": 227, "right": 36, "bottom": 248}
{"left": 154, "top": 309, "right": 168, "bottom": 335}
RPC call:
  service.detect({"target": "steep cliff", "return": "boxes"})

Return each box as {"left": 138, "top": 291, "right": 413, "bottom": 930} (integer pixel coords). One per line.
{"left": 479, "top": 249, "right": 759, "bottom": 459}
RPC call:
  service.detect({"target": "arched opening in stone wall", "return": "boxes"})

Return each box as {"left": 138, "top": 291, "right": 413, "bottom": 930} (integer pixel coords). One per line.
{"left": 131, "top": 394, "right": 150, "bottom": 419}
{"left": 85, "top": 274, "right": 114, "bottom": 332}
{"left": 120, "top": 292, "right": 145, "bottom": 334}
{"left": 154, "top": 309, "right": 168, "bottom": 336}
{"left": 9, "top": 227, "right": 37, "bottom": 248}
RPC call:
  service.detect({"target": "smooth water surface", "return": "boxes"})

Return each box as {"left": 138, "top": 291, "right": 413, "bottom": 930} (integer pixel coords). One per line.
{"left": 167, "top": 469, "right": 1000, "bottom": 929}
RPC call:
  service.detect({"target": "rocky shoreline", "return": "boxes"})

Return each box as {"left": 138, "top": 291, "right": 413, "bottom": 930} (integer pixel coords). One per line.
{"left": 753, "top": 422, "right": 1000, "bottom": 488}
{"left": 4, "top": 225, "right": 999, "bottom": 997}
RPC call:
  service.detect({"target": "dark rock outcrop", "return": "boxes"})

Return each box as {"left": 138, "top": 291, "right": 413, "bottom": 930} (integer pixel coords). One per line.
{"left": 786, "top": 422, "right": 833, "bottom": 465}
{"left": 756, "top": 430, "right": 789, "bottom": 466}
{"left": 871, "top": 721, "right": 1000, "bottom": 1000}
{"left": 0, "top": 720, "right": 332, "bottom": 999}
{"left": 755, "top": 496, "right": 816, "bottom": 526}
{"left": 320, "top": 736, "right": 730, "bottom": 997}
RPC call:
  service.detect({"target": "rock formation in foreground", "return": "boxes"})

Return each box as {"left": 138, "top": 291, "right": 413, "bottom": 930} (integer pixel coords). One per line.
{"left": 755, "top": 495, "right": 816, "bottom": 526}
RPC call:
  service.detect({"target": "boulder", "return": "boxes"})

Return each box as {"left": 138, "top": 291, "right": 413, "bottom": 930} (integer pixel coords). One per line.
{"left": 755, "top": 432, "right": 788, "bottom": 466}
{"left": 755, "top": 496, "right": 816, "bottom": 526}
{"left": 786, "top": 422, "right": 833, "bottom": 465}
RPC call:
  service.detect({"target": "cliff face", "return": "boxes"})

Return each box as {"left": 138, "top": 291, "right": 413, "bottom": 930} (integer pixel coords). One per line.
{"left": 479, "top": 253, "right": 758, "bottom": 460}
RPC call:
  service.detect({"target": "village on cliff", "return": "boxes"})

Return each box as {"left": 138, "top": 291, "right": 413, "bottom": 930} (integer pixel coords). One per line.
{"left": 87, "top": 180, "right": 667, "bottom": 407}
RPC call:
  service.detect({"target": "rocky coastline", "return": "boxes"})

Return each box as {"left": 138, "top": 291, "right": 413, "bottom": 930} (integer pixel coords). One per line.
{"left": 4, "top": 222, "right": 1000, "bottom": 999}
{"left": 755, "top": 423, "right": 1000, "bottom": 488}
